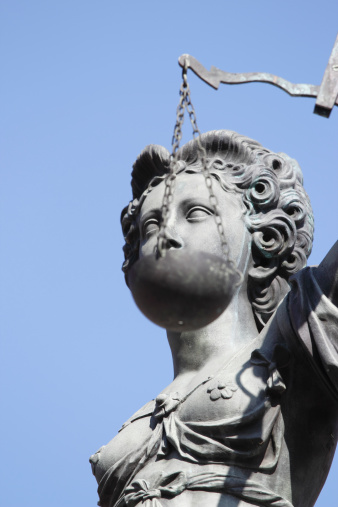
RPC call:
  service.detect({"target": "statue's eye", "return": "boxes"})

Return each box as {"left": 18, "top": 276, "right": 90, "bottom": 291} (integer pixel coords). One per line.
{"left": 143, "top": 218, "right": 159, "bottom": 237}
{"left": 186, "top": 206, "right": 213, "bottom": 222}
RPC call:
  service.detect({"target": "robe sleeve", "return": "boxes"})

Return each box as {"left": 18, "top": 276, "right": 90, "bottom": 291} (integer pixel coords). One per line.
{"left": 287, "top": 266, "right": 338, "bottom": 396}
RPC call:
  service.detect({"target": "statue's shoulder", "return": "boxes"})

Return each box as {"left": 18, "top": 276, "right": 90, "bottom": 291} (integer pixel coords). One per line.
{"left": 119, "top": 399, "right": 156, "bottom": 432}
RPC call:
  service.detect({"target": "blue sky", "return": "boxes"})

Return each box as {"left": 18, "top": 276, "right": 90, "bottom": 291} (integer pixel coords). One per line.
{"left": 1, "top": 2, "right": 338, "bottom": 506}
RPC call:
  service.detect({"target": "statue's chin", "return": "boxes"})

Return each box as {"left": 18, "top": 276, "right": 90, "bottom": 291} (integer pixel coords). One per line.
{"left": 127, "top": 249, "right": 242, "bottom": 332}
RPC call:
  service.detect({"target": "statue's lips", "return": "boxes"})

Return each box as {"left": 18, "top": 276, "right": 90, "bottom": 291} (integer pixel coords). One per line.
{"left": 127, "top": 250, "right": 241, "bottom": 332}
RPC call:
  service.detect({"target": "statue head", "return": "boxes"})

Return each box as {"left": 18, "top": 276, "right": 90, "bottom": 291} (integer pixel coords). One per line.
{"left": 121, "top": 130, "right": 314, "bottom": 329}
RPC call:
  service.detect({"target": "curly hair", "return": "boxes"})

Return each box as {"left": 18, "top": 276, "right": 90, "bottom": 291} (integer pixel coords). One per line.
{"left": 121, "top": 130, "right": 314, "bottom": 330}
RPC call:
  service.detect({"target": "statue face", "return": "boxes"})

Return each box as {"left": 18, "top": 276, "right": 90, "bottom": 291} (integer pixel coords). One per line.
{"left": 138, "top": 172, "right": 250, "bottom": 270}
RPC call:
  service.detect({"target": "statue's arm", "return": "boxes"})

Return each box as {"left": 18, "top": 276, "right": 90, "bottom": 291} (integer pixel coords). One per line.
{"left": 313, "top": 240, "right": 338, "bottom": 307}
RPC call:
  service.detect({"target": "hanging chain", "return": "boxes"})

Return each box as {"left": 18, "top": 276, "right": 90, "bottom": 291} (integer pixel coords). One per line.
{"left": 156, "top": 66, "right": 188, "bottom": 257}
{"left": 156, "top": 64, "right": 242, "bottom": 282}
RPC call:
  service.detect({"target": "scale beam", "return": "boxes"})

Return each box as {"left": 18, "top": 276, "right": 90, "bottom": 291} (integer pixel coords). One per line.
{"left": 178, "top": 34, "right": 338, "bottom": 118}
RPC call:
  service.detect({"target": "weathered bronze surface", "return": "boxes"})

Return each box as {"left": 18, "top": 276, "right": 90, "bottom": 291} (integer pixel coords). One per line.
{"left": 314, "top": 33, "right": 338, "bottom": 117}
{"left": 178, "top": 33, "right": 338, "bottom": 118}
{"left": 90, "top": 130, "right": 338, "bottom": 507}
{"left": 128, "top": 250, "right": 240, "bottom": 332}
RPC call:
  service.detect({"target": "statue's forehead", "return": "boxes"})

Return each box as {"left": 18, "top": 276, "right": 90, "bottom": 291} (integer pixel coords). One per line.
{"left": 139, "top": 171, "right": 242, "bottom": 218}
{"left": 139, "top": 172, "right": 210, "bottom": 216}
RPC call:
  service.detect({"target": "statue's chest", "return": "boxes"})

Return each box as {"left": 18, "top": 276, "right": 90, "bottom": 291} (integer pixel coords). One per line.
{"left": 177, "top": 363, "right": 269, "bottom": 423}
{"left": 90, "top": 359, "right": 279, "bottom": 482}
{"left": 90, "top": 410, "right": 155, "bottom": 483}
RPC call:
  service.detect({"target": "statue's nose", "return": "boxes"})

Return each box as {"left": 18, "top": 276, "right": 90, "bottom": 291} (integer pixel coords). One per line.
{"left": 163, "top": 228, "right": 184, "bottom": 250}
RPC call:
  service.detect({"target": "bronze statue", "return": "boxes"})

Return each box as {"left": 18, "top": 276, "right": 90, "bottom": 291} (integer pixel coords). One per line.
{"left": 90, "top": 130, "right": 338, "bottom": 507}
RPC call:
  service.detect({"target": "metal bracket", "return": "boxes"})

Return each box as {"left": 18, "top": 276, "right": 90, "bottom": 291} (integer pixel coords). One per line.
{"left": 314, "top": 34, "right": 338, "bottom": 117}
{"left": 178, "top": 34, "right": 338, "bottom": 118}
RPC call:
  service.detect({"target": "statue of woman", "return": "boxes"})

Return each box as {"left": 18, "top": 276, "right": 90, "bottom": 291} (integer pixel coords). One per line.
{"left": 90, "top": 130, "right": 338, "bottom": 507}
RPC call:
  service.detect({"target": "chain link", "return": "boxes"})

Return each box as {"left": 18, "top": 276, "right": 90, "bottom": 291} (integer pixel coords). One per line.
{"left": 156, "top": 65, "right": 188, "bottom": 257}
{"left": 156, "top": 65, "right": 242, "bottom": 282}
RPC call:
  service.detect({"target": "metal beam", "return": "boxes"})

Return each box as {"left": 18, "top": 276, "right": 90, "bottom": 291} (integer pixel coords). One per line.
{"left": 178, "top": 34, "right": 338, "bottom": 118}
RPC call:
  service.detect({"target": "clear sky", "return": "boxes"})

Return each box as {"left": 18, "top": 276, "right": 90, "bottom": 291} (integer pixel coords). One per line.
{"left": 1, "top": 1, "right": 338, "bottom": 506}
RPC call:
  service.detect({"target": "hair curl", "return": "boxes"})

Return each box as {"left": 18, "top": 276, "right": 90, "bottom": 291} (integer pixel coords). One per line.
{"left": 121, "top": 130, "right": 314, "bottom": 330}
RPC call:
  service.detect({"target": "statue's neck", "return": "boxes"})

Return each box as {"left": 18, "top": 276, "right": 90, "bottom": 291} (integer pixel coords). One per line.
{"left": 167, "top": 285, "right": 257, "bottom": 379}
